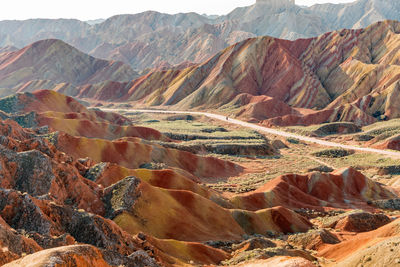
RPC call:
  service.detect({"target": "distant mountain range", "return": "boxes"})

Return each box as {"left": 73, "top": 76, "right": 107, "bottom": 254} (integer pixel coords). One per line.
{"left": 3, "top": 20, "right": 400, "bottom": 127}
{"left": 0, "top": 0, "right": 399, "bottom": 71}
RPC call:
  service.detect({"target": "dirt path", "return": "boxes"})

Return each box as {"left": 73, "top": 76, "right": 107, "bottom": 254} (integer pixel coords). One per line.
{"left": 102, "top": 108, "right": 400, "bottom": 158}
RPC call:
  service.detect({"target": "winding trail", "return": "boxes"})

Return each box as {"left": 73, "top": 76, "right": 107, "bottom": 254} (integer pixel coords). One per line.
{"left": 102, "top": 108, "right": 400, "bottom": 158}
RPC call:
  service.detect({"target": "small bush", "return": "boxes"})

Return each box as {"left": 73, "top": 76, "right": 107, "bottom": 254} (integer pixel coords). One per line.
{"left": 354, "top": 134, "right": 374, "bottom": 141}
{"left": 286, "top": 138, "right": 300, "bottom": 144}
{"left": 313, "top": 149, "right": 354, "bottom": 158}
{"left": 139, "top": 162, "right": 168, "bottom": 170}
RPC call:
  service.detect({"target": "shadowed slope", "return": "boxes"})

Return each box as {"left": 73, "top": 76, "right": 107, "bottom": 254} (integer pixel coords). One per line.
{"left": 0, "top": 118, "right": 238, "bottom": 266}
{"left": 105, "top": 176, "right": 312, "bottom": 242}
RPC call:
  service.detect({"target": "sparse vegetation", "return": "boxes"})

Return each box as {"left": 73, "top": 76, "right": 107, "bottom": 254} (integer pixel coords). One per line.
{"left": 285, "top": 122, "right": 360, "bottom": 137}
{"left": 123, "top": 111, "right": 400, "bottom": 194}
{"left": 286, "top": 137, "right": 300, "bottom": 144}
{"left": 0, "top": 94, "right": 21, "bottom": 113}
{"left": 138, "top": 119, "right": 261, "bottom": 139}
{"left": 131, "top": 114, "right": 275, "bottom": 157}
{"left": 323, "top": 153, "right": 399, "bottom": 169}
{"left": 313, "top": 148, "right": 354, "bottom": 158}
{"left": 359, "top": 119, "right": 400, "bottom": 142}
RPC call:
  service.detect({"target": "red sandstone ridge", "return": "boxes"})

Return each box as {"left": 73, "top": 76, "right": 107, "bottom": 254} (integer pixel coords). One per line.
{"left": 0, "top": 116, "right": 229, "bottom": 266}
{"left": 54, "top": 132, "right": 242, "bottom": 179}
{"left": 230, "top": 167, "right": 397, "bottom": 211}
{"left": 318, "top": 219, "right": 400, "bottom": 265}
{"left": 0, "top": 90, "right": 168, "bottom": 141}
{"left": 0, "top": 0, "right": 399, "bottom": 72}
{"left": 371, "top": 134, "right": 400, "bottom": 151}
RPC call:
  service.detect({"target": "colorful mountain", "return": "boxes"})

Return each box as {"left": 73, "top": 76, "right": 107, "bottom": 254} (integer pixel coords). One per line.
{"left": 0, "top": 90, "right": 166, "bottom": 141}
{"left": 0, "top": 39, "right": 137, "bottom": 95}
{"left": 231, "top": 167, "right": 397, "bottom": 212}
{"left": 39, "top": 20, "right": 399, "bottom": 127}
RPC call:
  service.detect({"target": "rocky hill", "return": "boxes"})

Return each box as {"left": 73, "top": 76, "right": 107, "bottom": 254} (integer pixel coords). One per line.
{"left": 30, "top": 20, "right": 397, "bottom": 127}
{"left": 0, "top": 0, "right": 399, "bottom": 71}
{"left": 0, "top": 39, "right": 137, "bottom": 97}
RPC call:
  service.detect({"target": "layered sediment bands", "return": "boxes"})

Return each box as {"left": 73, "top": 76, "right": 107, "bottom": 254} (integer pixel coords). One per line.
{"left": 0, "top": 39, "right": 137, "bottom": 92}
{"left": 372, "top": 134, "right": 400, "bottom": 151}
{"left": 85, "top": 162, "right": 223, "bottom": 203}
{"left": 319, "top": 219, "right": 400, "bottom": 263}
{"left": 2, "top": 22, "right": 400, "bottom": 126}
{"left": 0, "top": 90, "right": 167, "bottom": 141}
{"left": 32, "top": 20, "right": 399, "bottom": 127}
{"left": 144, "top": 235, "right": 229, "bottom": 265}
{"left": 332, "top": 236, "right": 400, "bottom": 267}
{"left": 231, "top": 167, "right": 397, "bottom": 211}
{"left": 37, "top": 114, "right": 166, "bottom": 141}
{"left": 104, "top": 176, "right": 246, "bottom": 241}
{"left": 104, "top": 176, "right": 312, "bottom": 241}
{"left": 53, "top": 132, "right": 242, "bottom": 178}
{"left": 230, "top": 206, "right": 312, "bottom": 235}
{"left": 1, "top": 89, "right": 400, "bottom": 265}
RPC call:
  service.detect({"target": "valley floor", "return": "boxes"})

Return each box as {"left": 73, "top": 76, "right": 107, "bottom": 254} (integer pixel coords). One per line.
{"left": 111, "top": 108, "right": 400, "bottom": 192}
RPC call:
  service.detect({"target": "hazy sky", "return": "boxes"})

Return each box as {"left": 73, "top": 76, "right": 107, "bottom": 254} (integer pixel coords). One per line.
{"left": 1, "top": 0, "right": 356, "bottom": 20}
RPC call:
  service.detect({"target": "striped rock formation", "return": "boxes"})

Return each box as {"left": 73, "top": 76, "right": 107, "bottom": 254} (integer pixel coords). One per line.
{"left": 0, "top": 112, "right": 313, "bottom": 266}
{"left": 0, "top": 90, "right": 167, "bottom": 141}
{"left": 2, "top": 21, "right": 400, "bottom": 127}
{"left": 21, "top": 20, "right": 397, "bottom": 127}
{"left": 319, "top": 219, "right": 400, "bottom": 266}
{"left": 0, "top": 90, "right": 399, "bottom": 266}
{"left": 0, "top": 39, "right": 137, "bottom": 96}
{"left": 231, "top": 167, "right": 397, "bottom": 211}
